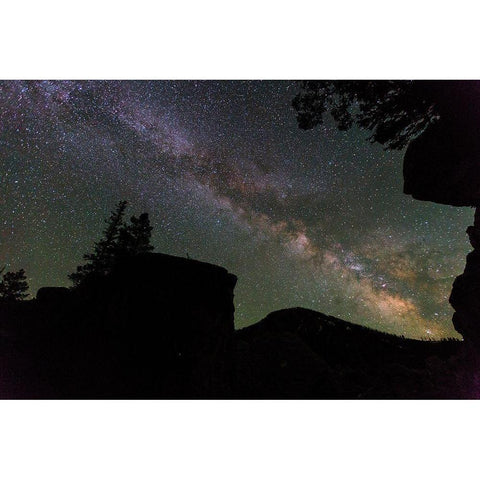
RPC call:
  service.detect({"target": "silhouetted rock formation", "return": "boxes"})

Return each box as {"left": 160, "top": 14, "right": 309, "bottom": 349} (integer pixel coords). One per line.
{"left": 105, "top": 254, "right": 237, "bottom": 398}
{"left": 403, "top": 81, "right": 480, "bottom": 207}
{"left": 36, "top": 287, "right": 71, "bottom": 303}
{"left": 402, "top": 82, "right": 480, "bottom": 350}
{"left": 0, "top": 253, "right": 237, "bottom": 399}
{"left": 450, "top": 209, "right": 480, "bottom": 349}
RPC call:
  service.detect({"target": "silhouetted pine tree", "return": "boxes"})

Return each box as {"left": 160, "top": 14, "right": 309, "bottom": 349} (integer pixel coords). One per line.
{"left": 0, "top": 267, "right": 29, "bottom": 302}
{"left": 69, "top": 200, "right": 128, "bottom": 286}
{"left": 69, "top": 201, "right": 154, "bottom": 287}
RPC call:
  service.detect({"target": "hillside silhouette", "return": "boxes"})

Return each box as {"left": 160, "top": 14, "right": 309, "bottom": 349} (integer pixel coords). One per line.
{"left": 236, "top": 308, "right": 464, "bottom": 398}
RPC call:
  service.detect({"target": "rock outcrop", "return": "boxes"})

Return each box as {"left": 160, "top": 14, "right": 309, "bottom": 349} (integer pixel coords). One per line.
{"left": 106, "top": 253, "right": 237, "bottom": 398}
{"left": 403, "top": 81, "right": 480, "bottom": 207}
{"left": 36, "top": 287, "right": 71, "bottom": 303}
{"left": 0, "top": 253, "right": 237, "bottom": 398}
{"left": 402, "top": 81, "right": 480, "bottom": 347}
{"left": 450, "top": 209, "right": 480, "bottom": 346}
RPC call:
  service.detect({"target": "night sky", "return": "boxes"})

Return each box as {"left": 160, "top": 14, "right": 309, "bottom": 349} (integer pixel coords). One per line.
{"left": 0, "top": 80, "right": 473, "bottom": 339}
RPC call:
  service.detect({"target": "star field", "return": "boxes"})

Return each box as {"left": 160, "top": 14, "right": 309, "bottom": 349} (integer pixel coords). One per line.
{"left": 0, "top": 80, "right": 473, "bottom": 339}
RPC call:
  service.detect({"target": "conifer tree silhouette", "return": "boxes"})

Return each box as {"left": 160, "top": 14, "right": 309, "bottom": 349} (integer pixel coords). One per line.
{"left": 69, "top": 201, "right": 154, "bottom": 287}
{"left": 0, "top": 267, "right": 29, "bottom": 302}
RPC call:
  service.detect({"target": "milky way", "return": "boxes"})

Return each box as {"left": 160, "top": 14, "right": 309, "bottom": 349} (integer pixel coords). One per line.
{"left": 0, "top": 80, "right": 473, "bottom": 338}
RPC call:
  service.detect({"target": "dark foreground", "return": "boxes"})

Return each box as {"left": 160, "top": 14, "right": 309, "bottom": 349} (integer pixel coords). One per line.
{"left": 0, "top": 253, "right": 476, "bottom": 399}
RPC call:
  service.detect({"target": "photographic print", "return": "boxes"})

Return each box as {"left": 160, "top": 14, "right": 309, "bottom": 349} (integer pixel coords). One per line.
{"left": 1, "top": 80, "right": 479, "bottom": 398}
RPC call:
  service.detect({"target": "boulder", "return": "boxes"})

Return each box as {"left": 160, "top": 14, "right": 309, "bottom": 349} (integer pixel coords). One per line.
{"left": 36, "top": 286, "right": 71, "bottom": 303}
{"left": 403, "top": 81, "right": 480, "bottom": 207}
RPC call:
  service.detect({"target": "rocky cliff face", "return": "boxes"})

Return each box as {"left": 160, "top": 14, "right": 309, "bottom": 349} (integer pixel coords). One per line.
{"left": 402, "top": 81, "right": 480, "bottom": 347}
{"left": 450, "top": 209, "right": 480, "bottom": 348}
{"left": 403, "top": 81, "right": 480, "bottom": 207}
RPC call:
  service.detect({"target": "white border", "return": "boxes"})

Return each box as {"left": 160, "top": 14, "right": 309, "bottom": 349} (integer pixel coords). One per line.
{"left": 1, "top": 1, "right": 479, "bottom": 479}
{"left": 1, "top": 1, "right": 479, "bottom": 79}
